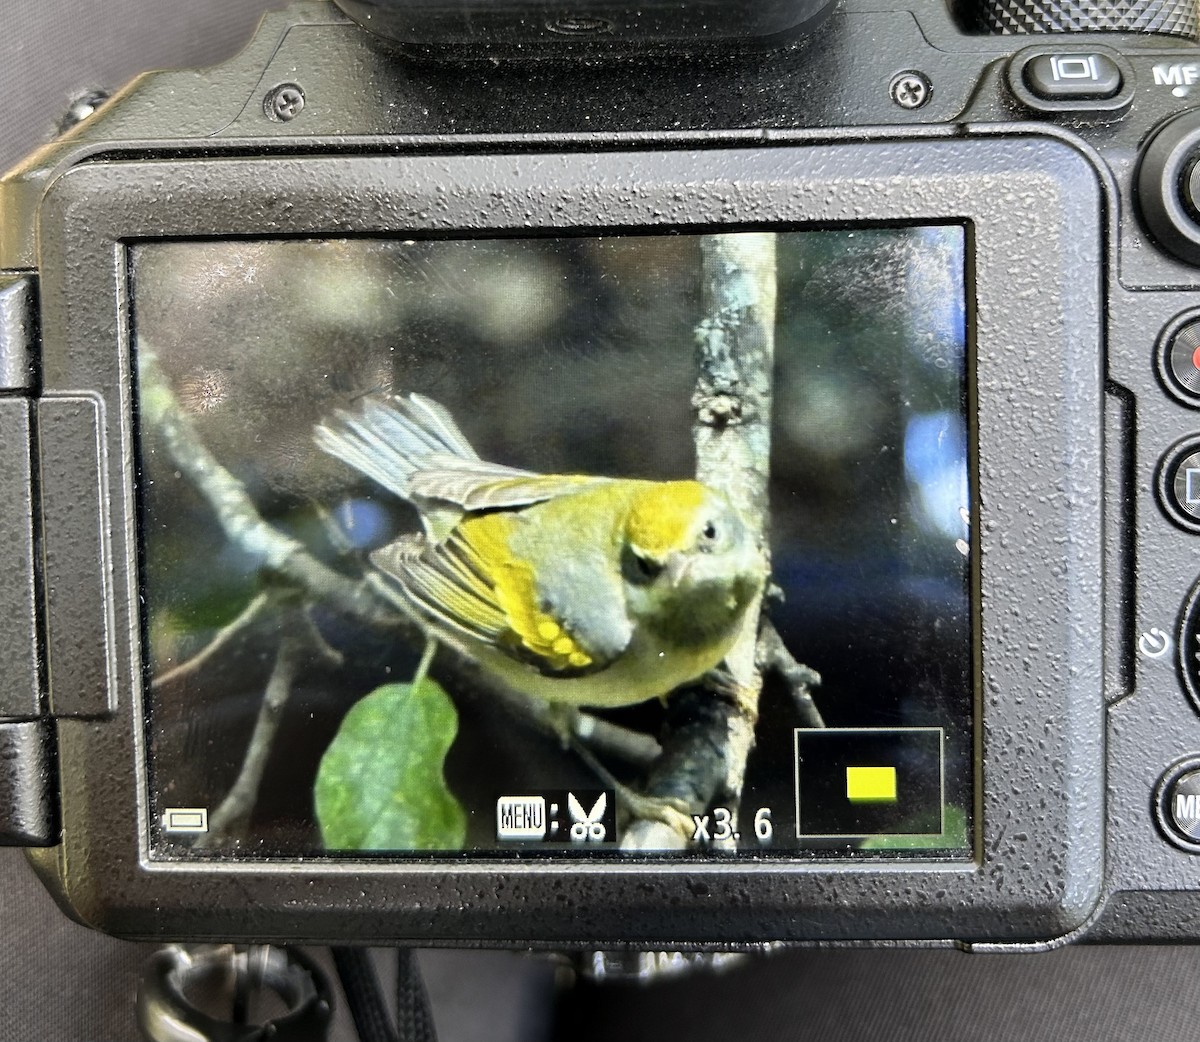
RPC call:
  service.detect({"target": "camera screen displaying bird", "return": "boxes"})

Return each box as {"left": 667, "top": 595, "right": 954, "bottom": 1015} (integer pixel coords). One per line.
{"left": 131, "top": 226, "right": 971, "bottom": 858}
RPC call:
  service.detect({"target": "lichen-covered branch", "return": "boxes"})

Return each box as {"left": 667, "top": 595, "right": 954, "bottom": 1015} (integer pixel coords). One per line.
{"left": 693, "top": 234, "right": 778, "bottom": 817}
{"left": 623, "top": 233, "right": 781, "bottom": 851}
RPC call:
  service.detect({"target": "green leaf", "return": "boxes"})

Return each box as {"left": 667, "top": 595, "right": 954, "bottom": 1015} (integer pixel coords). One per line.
{"left": 858, "top": 804, "right": 969, "bottom": 851}
{"left": 315, "top": 679, "right": 466, "bottom": 851}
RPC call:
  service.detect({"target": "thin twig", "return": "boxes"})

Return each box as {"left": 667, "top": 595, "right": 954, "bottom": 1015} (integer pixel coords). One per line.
{"left": 758, "top": 620, "right": 824, "bottom": 729}
{"left": 152, "top": 591, "right": 272, "bottom": 690}
{"left": 196, "top": 620, "right": 308, "bottom": 848}
{"left": 304, "top": 606, "right": 347, "bottom": 668}
{"left": 571, "top": 713, "right": 661, "bottom": 770}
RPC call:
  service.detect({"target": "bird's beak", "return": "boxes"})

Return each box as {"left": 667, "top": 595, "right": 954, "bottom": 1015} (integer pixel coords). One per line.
{"left": 664, "top": 551, "right": 691, "bottom": 588}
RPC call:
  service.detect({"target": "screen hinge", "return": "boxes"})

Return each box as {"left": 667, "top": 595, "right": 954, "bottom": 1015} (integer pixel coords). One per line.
{"left": 0, "top": 273, "right": 38, "bottom": 393}
{"left": 0, "top": 273, "right": 41, "bottom": 718}
{"left": 0, "top": 274, "right": 60, "bottom": 846}
{"left": 0, "top": 720, "right": 59, "bottom": 847}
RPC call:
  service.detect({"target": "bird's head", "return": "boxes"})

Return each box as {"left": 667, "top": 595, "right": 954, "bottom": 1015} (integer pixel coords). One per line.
{"left": 620, "top": 481, "right": 763, "bottom": 646}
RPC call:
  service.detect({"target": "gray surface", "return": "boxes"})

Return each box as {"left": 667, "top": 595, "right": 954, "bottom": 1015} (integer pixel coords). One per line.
{"left": 0, "top": 849, "right": 156, "bottom": 1041}
{"left": 0, "top": 848, "right": 554, "bottom": 1042}
{"left": 1, "top": 1, "right": 276, "bottom": 177}
{"left": 556, "top": 944, "right": 1200, "bottom": 1042}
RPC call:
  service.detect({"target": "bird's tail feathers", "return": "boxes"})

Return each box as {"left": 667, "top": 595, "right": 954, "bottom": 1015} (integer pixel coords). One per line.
{"left": 314, "top": 393, "right": 481, "bottom": 503}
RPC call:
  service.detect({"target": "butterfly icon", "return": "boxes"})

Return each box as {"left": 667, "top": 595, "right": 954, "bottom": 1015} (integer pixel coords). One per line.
{"left": 568, "top": 792, "right": 608, "bottom": 843}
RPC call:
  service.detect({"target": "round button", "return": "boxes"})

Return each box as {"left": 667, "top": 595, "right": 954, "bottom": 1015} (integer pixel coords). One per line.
{"left": 1159, "top": 311, "right": 1200, "bottom": 406}
{"left": 1156, "top": 758, "right": 1200, "bottom": 852}
{"left": 1136, "top": 110, "right": 1200, "bottom": 265}
{"left": 1187, "top": 159, "right": 1200, "bottom": 224}
{"left": 1157, "top": 439, "right": 1200, "bottom": 532}
{"left": 1178, "top": 579, "right": 1200, "bottom": 714}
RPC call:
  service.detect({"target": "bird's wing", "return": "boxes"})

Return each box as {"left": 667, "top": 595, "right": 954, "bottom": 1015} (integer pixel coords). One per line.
{"left": 409, "top": 459, "right": 613, "bottom": 512}
{"left": 370, "top": 514, "right": 631, "bottom": 677}
{"left": 371, "top": 533, "right": 510, "bottom": 645}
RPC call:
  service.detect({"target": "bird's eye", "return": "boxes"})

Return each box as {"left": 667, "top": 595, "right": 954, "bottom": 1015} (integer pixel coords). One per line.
{"left": 702, "top": 521, "right": 718, "bottom": 541}
{"left": 622, "top": 546, "right": 663, "bottom": 585}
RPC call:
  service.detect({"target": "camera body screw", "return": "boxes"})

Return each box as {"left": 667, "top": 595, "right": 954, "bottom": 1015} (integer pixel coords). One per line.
{"left": 889, "top": 71, "right": 931, "bottom": 110}
{"left": 264, "top": 83, "right": 305, "bottom": 122}
{"left": 58, "top": 89, "right": 111, "bottom": 134}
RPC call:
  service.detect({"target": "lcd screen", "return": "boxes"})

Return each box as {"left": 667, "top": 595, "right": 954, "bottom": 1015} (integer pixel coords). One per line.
{"left": 132, "top": 227, "right": 972, "bottom": 858}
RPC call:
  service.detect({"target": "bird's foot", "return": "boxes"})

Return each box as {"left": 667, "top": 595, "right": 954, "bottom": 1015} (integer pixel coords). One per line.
{"left": 614, "top": 787, "right": 695, "bottom": 840}
{"left": 544, "top": 703, "right": 580, "bottom": 749}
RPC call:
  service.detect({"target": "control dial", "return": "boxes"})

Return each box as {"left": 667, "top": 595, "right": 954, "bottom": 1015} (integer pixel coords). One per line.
{"left": 1137, "top": 111, "right": 1200, "bottom": 266}
{"left": 974, "top": 0, "right": 1197, "bottom": 37}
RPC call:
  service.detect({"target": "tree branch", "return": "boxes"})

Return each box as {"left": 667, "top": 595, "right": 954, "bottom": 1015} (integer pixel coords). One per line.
{"left": 197, "top": 617, "right": 306, "bottom": 847}
{"left": 623, "top": 233, "right": 791, "bottom": 851}
{"left": 152, "top": 591, "right": 272, "bottom": 690}
{"left": 139, "top": 350, "right": 399, "bottom": 628}
{"left": 759, "top": 620, "right": 824, "bottom": 729}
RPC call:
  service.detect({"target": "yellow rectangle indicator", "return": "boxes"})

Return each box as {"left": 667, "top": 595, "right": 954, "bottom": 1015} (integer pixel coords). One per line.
{"left": 846, "top": 766, "right": 897, "bottom": 803}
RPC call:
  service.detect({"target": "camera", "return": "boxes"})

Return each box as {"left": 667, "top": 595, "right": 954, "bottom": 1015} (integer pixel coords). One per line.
{"left": 3, "top": 0, "right": 1200, "bottom": 951}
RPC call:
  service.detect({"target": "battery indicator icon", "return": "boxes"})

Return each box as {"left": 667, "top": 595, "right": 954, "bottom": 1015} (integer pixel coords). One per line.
{"left": 162, "top": 808, "right": 209, "bottom": 834}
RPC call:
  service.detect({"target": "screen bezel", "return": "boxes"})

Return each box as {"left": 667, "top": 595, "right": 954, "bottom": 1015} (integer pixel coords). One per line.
{"left": 31, "top": 136, "right": 1105, "bottom": 945}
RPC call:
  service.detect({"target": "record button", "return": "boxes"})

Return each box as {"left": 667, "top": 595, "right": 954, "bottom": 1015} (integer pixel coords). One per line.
{"left": 1158, "top": 312, "right": 1200, "bottom": 406}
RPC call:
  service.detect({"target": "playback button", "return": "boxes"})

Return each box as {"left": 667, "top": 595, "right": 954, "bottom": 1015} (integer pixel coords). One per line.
{"left": 1024, "top": 53, "right": 1122, "bottom": 101}
{"left": 1157, "top": 439, "right": 1200, "bottom": 532}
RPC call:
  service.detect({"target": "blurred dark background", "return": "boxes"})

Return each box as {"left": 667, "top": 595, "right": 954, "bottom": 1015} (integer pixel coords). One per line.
{"left": 6, "top": 3, "right": 1200, "bottom": 1041}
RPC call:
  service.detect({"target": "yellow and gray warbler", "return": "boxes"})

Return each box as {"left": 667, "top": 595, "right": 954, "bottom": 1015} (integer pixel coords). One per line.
{"left": 315, "top": 394, "right": 763, "bottom": 709}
